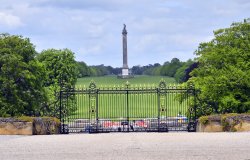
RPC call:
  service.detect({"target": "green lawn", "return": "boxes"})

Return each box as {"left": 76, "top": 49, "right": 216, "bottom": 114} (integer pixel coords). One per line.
{"left": 69, "top": 92, "right": 189, "bottom": 119}
{"left": 76, "top": 75, "right": 176, "bottom": 87}
{"left": 64, "top": 75, "right": 191, "bottom": 121}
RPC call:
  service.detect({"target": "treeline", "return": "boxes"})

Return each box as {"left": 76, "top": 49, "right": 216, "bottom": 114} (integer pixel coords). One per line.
{"left": 131, "top": 58, "right": 198, "bottom": 83}
{"left": 77, "top": 58, "right": 197, "bottom": 83}
{"left": 187, "top": 19, "right": 250, "bottom": 116}
{"left": 77, "top": 62, "right": 121, "bottom": 77}
{"left": 0, "top": 34, "right": 78, "bottom": 117}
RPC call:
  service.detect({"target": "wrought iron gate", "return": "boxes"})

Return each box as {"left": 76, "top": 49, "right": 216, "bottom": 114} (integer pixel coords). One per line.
{"left": 60, "top": 81, "right": 197, "bottom": 133}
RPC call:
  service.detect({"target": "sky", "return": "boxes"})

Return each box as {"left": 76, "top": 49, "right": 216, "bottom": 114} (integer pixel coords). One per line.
{"left": 0, "top": 0, "right": 249, "bottom": 67}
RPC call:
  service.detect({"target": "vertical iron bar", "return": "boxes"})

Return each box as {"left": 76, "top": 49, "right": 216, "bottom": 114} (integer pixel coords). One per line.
{"left": 88, "top": 92, "right": 90, "bottom": 132}
{"left": 96, "top": 89, "right": 99, "bottom": 133}
{"left": 77, "top": 91, "right": 79, "bottom": 130}
{"left": 167, "top": 89, "right": 169, "bottom": 129}
{"left": 59, "top": 90, "right": 63, "bottom": 133}
{"left": 66, "top": 92, "right": 69, "bottom": 132}
{"left": 82, "top": 90, "right": 84, "bottom": 129}
{"left": 127, "top": 90, "right": 129, "bottom": 132}
{"left": 157, "top": 88, "right": 160, "bottom": 132}
{"left": 194, "top": 88, "right": 197, "bottom": 122}
{"left": 188, "top": 87, "right": 191, "bottom": 131}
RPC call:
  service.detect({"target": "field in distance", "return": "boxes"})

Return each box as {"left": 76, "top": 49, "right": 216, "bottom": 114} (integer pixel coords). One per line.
{"left": 69, "top": 75, "right": 189, "bottom": 119}
{"left": 76, "top": 75, "right": 176, "bottom": 87}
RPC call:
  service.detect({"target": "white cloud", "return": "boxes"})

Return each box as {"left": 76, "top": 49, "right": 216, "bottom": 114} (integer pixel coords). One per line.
{"left": 0, "top": 0, "right": 249, "bottom": 67}
{"left": 0, "top": 12, "right": 23, "bottom": 28}
{"left": 78, "top": 45, "right": 102, "bottom": 56}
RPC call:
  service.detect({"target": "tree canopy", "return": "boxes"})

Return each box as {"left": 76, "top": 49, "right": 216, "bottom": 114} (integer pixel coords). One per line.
{"left": 160, "top": 58, "right": 183, "bottom": 77}
{"left": 174, "top": 59, "right": 196, "bottom": 83}
{"left": 37, "top": 49, "right": 78, "bottom": 117}
{"left": 189, "top": 19, "right": 250, "bottom": 116}
{"left": 0, "top": 34, "right": 46, "bottom": 117}
{"left": 77, "top": 61, "right": 91, "bottom": 77}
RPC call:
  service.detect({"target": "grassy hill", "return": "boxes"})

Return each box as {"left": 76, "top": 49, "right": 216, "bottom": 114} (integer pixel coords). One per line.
{"left": 76, "top": 75, "right": 176, "bottom": 87}
{"left": 70, "top": 75, "right": 188, "bottom": 119}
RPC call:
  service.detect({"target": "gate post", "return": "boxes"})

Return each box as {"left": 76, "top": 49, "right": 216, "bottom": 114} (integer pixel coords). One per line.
{"left": 59, "top": 90, "right": 69, "bottom": 134}
{"left": 89, "top": 81, "right": 98, "bottom": 133}
{"left": 187, "top": 82, "right": 197, "bottom": 132}
{"left": 158, "top": 80, "right": 168, "bottom": 132}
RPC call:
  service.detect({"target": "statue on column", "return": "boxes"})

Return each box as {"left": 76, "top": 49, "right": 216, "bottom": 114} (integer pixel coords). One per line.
{"left": 122, "top": 24, "right": 127, "bottom": 34}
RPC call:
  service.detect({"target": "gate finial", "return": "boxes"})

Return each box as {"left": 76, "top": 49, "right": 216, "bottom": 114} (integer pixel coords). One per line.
{"left": 159, "top": 79, "right": 166, "bottom": 89}
{"left": 89, "top": 80, "right": 97, "bottom": 90}
{"left": 125, "top": 81, "right": 130, "bottom": 88}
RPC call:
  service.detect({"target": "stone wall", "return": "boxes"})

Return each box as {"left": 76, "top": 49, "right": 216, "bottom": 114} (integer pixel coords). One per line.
{"left": 32, "top": 117, "right": 60, "bottom": 135}
{"left": 197, "top": 114, "right": 250, "bottom": 132}
{"left": 0, "top": 118, "right": 32, "bottom": 135}
{"left": 197, "top": 121, "right": 223, "bottom": 132}
{"left": 0, "top": 117, "right": 60, "bottom": 135}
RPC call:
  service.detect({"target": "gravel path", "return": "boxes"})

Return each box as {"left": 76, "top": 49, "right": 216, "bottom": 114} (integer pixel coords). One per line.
{"left": 0, "top": 132, "right": 250, "bottom": 160}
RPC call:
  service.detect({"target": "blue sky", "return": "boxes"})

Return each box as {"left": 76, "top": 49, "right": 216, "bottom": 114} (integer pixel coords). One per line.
{"left": 0, "top": 0, "right": 249, "bottom": 67}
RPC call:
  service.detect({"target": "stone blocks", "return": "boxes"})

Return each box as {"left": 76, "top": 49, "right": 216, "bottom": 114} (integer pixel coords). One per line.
{"left": 0, "top": 117, "right": 60, "bottom": 135}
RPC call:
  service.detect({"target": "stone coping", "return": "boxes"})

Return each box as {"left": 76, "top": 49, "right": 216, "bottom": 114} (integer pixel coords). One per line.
{"left": 197, "top": 114, "right": 250, "bottom": 132}
{"left": 0, "top": 117, "right": 60, "bottom": 135}
{"left": 0, "top": 118, "right": 27, "bottom": 123}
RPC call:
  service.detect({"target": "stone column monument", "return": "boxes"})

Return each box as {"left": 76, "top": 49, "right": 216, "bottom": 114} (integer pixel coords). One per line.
{"left": 122, "top": 24, "right": 129, "bottom": 77}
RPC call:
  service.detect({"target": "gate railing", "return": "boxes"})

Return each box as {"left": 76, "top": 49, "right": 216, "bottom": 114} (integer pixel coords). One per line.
{"left": 60, "top": 81, "right": 197, "bottom": 133}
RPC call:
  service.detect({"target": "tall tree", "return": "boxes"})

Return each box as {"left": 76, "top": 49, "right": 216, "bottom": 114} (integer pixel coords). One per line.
{"left": 37, "top": 49, "right": 78, "bottom": 117}
{"left": 0, "top": 34, "right": 46, "bottom": 116}
{"left": 77, "top": 61, "right": 91, "bottom": 78}
{"left": 189, "top": 19, "right": 250, "bottom": 116}
{"left": 174, "top": 59, "right": 195, "bottom": 83}
{"left": 131, "top": 65, "right": 144, "bottom": 75}
{"left": 160, "top": 58, "right": 183, "bottom": 77}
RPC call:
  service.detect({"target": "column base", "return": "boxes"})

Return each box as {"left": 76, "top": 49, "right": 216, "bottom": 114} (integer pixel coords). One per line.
{"left": 117, "top": 68, "right": 134, "bottom": 79}
{"left": 122, "top": 68, "right": 129, "bottom": 76}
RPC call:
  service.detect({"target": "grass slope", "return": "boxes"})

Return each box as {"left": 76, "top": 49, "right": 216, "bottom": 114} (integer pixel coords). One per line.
{"left": 70, "top": 92, "right": 189, "bottom": 119}
{"left": 65, "top": 76, "right": 190, "bottom": 120}
{"left": 76, "top": 75, "right": 176, "bottom": 87}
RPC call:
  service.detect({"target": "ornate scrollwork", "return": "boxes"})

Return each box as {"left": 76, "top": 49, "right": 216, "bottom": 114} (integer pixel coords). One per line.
{"left": 187, "top": 81, "right": 194, "bottom": 90}
{"left": 125, "top": 81, "right": 130, "bottom": 89}
{"left": 89, "top": 81, "right": 97, "bottom": 98}
{"left": 62, "top": 108, "right": 67, "bottom": 115}
{"left": 159, "top": 80, "right": 167, "bottom": 115}
{"left": 186, "top": 82, "right": 195, "bottom": 95}
{"left": 159, "top": 80, "right": 166, "bottom": 90}
{"left": 88, "top": 81, "right": 97, "bottom": 120}
{"left": 89, "top": 81, "right": 96, "bottom": 90}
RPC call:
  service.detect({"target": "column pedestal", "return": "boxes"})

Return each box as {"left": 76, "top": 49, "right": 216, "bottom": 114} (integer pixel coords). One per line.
{"left": 122, "top": 68, "right": 129, "bottom": 76}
